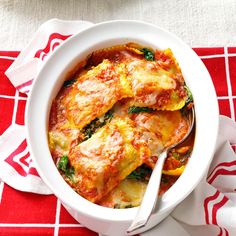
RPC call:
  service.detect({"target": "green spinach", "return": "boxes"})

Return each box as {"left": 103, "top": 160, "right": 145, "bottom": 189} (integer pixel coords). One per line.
{"left": 128, "top": 106, "right": 154, "bottom": 114}
{"left": 57, "top": 155, "right": 69, "bottom": 172}
{"left": 140, "top": 48, "right": 155, "bottom": 61}
{"left": 82, "top": 110, "right": 113, "bottom": 140}
{"left": 63, "top": 79, "right": 77, "bottom": 87}
{"left": 184, "top": 85, "right": 193, "bottom": 104}
{"left": 57, "top": 155, "right": 74, "bottom": 179}
{"left": 127, "top": 165, "right": 152, "bottom": 181}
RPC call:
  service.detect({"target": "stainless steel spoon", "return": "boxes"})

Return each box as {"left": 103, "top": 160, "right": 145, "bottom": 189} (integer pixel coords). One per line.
{"left": 126, "top": 107, "right": 195, "bottom": 234}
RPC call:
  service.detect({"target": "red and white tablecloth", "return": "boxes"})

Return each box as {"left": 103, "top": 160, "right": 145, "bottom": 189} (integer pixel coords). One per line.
{"left": 0, "top": 47, "right": 235, "bottom": 236}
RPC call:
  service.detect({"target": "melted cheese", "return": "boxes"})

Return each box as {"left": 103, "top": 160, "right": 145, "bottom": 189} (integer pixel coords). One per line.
{"left": 63, "top": 60, "right": 133, "bottom": 129}
{"left": 48, "top": 43, "right": 194, "bottom": 208}
{"left": 99, "top": 179, "right": 147, "bottom": 208}
{"left": 68, "top": 117, "right": 150, "bottom": 203}
{"left": 155, "top": 48, "right": 183, "bottom": 77}
{"left": 127, "top": 59, "right": 186, "bottom": 110}
{"left": 48, "top": 128, "right": 81, "bottom": 160}
{"left": 132, "top": 110, "right": 189, "bottom": 168}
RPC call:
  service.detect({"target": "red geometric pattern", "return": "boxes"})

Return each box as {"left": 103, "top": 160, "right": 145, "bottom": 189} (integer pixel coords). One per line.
{"left": 201, "top": 57, "right": 228, "bottom": 97}
{"left": 15, "top": 79, "right": 33, "bottom": 93}
{"left": 204, "top": 190, "right": 229, "bottom": 235}
{"left": 34, "top": 33, "right": 71, "bottom": 61}
{"left": 207, "top": 160, "right": 236, "bottom": 184}
{"left": 0, "top": 48, "right": 235, "bottom": 235}
{"left": 5, "top": 139, "right": 39, "bottom": 177}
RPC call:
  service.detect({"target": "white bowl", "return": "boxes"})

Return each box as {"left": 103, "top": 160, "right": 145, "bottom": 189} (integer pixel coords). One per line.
{"left": 26, "top": 20, "right": 219, "bottom": 235}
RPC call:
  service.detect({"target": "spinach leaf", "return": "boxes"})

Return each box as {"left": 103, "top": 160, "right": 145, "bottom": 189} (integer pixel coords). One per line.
{"left": 82, "top": 110, "right": 113, "bottom": 140}
{"left": 57, "top": 155, "right": 74, "bottom": 180}
{"left": 104, "top": 110, "right": 113, "bottom": 122}
{"left": 128, "top": 106, "right": 154, "bottom": 114}
{"left": 184, "top": 85, "right": 193, "bottom": 104}
{"left": 65, "top": 166, "right": 75, "bottom": 178}
{"left": 63, "top": 79, "right": 76, "bottom": 87}
{"left": 140, "top": 48, "right": 155, "bottom": 61}
{"left": 83, "top": 127, "right": 93, "bottom": 140}
{"left": 127, "top": 165, "right": 152, "bottom": 181}
{"left": 57, "top": 155, "right": 69, "bottom": 172}
{"left": 181, "top": 85, "right": 193, "bottom": 116}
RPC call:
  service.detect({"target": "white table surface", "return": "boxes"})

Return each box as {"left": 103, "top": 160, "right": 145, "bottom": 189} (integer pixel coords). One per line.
{"left": 0, "top": 0, "right": 236, "bottom": 50}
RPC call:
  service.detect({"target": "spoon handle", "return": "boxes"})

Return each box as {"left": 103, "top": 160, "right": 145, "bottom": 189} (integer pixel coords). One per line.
{"left": 126, "top": 150, "right": 168, "bottom": 234}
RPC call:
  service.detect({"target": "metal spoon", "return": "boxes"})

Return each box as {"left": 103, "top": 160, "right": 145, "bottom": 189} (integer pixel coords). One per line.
{"left": 126, "top": 107, "right": 195, "bottom": 234}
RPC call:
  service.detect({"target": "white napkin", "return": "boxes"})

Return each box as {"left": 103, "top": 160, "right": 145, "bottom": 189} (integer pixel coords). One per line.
{"left": 5, "top": 18, "right": 93, "bottom": 93}
{"left": 1, "top": 19, "right": 236, "bottom": 235}
{"left": 0, "top": 19, "right": 93, "bottom": 195}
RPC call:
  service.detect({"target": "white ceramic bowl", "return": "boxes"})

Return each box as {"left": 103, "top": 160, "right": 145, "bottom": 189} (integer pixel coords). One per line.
{"left": 26, "top": 20, "right": 219, "bottom": 235}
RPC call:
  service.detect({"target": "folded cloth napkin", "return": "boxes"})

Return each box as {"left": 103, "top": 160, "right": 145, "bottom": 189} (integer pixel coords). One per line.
{"left": 5, "top": 19, "right": 93, "bottom": 94}
{"left": 1, "top": 19, "right": 236, "bottom": 236}
{"left": 0, "top": 19, "right": 93, "bottom": 194}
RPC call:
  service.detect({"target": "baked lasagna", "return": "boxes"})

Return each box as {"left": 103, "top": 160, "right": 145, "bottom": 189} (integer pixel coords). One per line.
{"left": 48, "top": 43, "right": 194, "bottom": 208}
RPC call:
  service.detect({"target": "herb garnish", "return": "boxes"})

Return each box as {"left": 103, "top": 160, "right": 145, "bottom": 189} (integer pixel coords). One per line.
{"left": 181, "top": 85, "right": 193, "bottom": 116}
{"left": 63, "top": 79, "right": 77, "bottom": 87}
{"left": 184, "top": 85, "right": 193, "bottom": 104}
{"left": 127, "top": 165, "right": 152, "bottom": 181}
{"left": 82, "top": 110, "right": 113, "bottom": 140}
{"left": 65, "top": 166, "right": 75, "bottom": 178}
{"left": 140, "top": 48, "right": 155, "bottom": 61}
{"left": 57, "top": 155, "right": 75, "bottom": 179}
{"left": 57, "top": 155, "right": 68, "bottom": 172}
{"left": 128, "top": 106, "right": 154, "bottom": 114}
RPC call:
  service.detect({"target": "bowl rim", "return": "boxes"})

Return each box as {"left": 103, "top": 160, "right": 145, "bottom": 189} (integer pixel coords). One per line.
{"left": 25, "top": 20, "right": 219, "bottom": 223}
